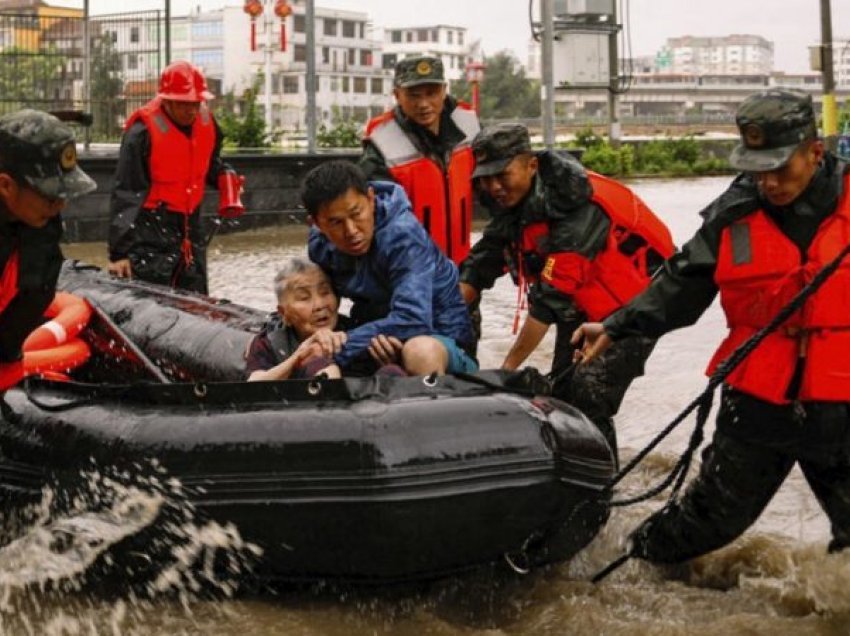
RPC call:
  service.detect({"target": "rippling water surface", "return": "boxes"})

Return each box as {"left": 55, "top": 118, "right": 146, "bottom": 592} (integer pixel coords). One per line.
{"left": 31, "top": 176, "right": 849, "bottom": 634}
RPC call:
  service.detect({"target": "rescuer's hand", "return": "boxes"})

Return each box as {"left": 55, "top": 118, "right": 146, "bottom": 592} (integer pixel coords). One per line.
{"left": 368, "top": 334, "right": 403, "bottom": 365}
{"left": 459, "top": 282, "right": 479, "bottom": 305}
{"left": 108, "top": 259, "right": 132, "bottom": 279}
{"left": 570, "top": 322, "right": 612, "bottom": 364}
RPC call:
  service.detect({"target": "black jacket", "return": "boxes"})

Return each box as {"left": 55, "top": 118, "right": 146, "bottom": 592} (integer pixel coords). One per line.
{"left": 458, "top": 150, "right": 609, "bottom": 325}
{"left": 604, "top": 153, "right": 850, "bottom": 341}
{"left": 0, "top": 213, "right": 63, "bottom": 363}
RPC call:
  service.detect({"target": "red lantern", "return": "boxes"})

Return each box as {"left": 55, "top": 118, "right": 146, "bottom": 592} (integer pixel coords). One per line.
{"left": 244, "top": 0, "right": 263, "bottom": 52}
{"left": 273, "top": 0, "right": 292, "bottom": 18}
{"left": 274, "top": 0, "right": 292, "bottom": 52}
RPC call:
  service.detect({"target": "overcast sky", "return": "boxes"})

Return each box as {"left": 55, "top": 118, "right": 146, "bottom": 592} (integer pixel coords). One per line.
{"left": 75, "top": 0, "right": 850, "bottom": 73}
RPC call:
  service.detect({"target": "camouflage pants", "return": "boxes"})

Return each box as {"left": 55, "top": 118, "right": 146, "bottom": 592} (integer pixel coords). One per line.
{"left": 551, "top": 321, "right": 657, "bottom": 456}
{"left": 633, "top": 388, "right": 850, "bottom": 563}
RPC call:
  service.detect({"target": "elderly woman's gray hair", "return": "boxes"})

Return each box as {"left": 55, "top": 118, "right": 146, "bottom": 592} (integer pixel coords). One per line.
{"left": 273, "top": 258, "right": 325, "bottom": 300}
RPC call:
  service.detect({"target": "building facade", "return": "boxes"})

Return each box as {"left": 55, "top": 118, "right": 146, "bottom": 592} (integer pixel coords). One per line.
{"left": 661, "top": 34, "right": 774, "bottom": 76}
{"left": 380, "top": 24, "right": 481, "bottom": 87}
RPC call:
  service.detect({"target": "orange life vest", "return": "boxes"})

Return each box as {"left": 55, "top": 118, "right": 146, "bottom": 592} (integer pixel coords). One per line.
{"left": 126, "top": 97, "right": 216, "bottom": 214}
{"left": 537, "top": 171, "right": 675, "bottom": 321}
{"left": 365, "top": 104, "right": 480, "bottom": 265}
{"left": 706, "top": 174, "right": 850, "bottom": 404}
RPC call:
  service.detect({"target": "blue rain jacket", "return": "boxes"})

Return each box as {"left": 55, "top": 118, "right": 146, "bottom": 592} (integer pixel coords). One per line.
{"left": 309, "top": 181, "right": 474, "bottom": 369}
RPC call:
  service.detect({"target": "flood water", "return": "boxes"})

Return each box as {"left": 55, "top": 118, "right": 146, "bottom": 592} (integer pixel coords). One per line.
{"left": 24, "top": 175, "right": 850, "bottom": 634}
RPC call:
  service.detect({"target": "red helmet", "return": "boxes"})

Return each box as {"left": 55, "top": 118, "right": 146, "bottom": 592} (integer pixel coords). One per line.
{"left": 158, "top": 60, "right": 214, "bottom": 102}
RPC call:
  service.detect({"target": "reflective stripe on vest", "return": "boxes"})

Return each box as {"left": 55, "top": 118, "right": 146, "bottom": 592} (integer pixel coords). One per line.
{"left": 365, "top": 105, "right": 479, "bottom": 265}
{"left": 707, "top": 173, "right": 850, "bottom": 403}
{"left": 538, "top": 171, "right": 675, "bottom": 321}
{"left": 129, "top": 98, "right": 216, "bottom": 214}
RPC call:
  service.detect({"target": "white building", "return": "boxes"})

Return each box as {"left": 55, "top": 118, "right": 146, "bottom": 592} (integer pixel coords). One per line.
{"left": 663, "top": 34, "right": 774, "bottom": 76}
{"left": 380, "top": 24, "right": 481, "bottom": 87}
{"left": 834, "top": 36, "right": 850, "bottom": 89}
{"left": 98, "top": 3, "right": 394, "bottom": 132}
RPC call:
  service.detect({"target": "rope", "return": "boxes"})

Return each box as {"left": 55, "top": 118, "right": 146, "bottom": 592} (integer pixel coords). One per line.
{"left": 590, "top": 240, "right": 850, "bottom": 583}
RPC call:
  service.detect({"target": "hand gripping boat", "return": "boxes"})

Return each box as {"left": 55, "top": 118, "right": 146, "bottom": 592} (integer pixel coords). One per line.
{"left": 0, "top": 262, "right": 614, "bottom": 583}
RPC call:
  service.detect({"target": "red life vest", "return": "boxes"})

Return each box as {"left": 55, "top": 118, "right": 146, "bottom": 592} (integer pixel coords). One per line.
{"left": 365, "top": 104, "right": 480, "bottom": 265}
{"left": 125, "top": 97, "right": 216, "bottom": 215}
{"left": 537, "top": 171, "right": 675, "bottom": 321}
{"left": 0, "top": 249, "right": 19, "bottom": 316}
{"left": 707, "top": 174, "right": 850, "bottom": 404}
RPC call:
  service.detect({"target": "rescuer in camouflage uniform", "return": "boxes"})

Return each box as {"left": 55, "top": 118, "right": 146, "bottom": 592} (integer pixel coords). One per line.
{"left": 0, "top": 109, "right": 96, "bottom": 390}
{"left": 459, "top": 123, "right": 662, "bottom": 455}
{"left": 573, "top": 88, "right": 850, "bottom": 563}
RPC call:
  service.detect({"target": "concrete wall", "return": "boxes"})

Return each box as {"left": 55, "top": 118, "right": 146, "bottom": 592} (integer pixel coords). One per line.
{"left": 65, "top": 151, "right": 359, "bottom": 243}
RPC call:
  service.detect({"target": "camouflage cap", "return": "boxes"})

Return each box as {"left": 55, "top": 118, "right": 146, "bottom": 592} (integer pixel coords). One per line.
{"left": 471, "top": 123, "right": 533, "bottom": 178}
{"left": 394, "top": 55, "right": 445, "bottom": 88}
{"left": 0, "top": 109, "right": 96, "bottom": 200}
{"left": 729, "top": 88, "right": 818, "bottom": 172}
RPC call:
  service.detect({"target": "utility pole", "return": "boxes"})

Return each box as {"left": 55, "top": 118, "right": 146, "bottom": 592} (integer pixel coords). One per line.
{"left": 164, "top": 0, "right": 171, "bottom": 65}
{"left": 820, "top": 0, "right": 837, "bottom": 151}
{"left": 305, "top": 0, "right": 316, "bottom": 152}
{"left": 263, "top": 2, "right": 273, "bottom": 133}
{"left": 607, "top": 1, "right": 620, "bottom": 147}
{"left": 541, "top": 0, "right": 555, "bottom": 149}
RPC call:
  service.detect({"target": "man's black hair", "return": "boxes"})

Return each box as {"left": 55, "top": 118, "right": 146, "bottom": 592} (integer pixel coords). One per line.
{"left": 301, "top": 160, "right": 369, "bottom": 217}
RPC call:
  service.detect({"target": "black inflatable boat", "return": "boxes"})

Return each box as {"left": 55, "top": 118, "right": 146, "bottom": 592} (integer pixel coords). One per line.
{"left": 0, "top": 262, "right": 614, "bottom": 583}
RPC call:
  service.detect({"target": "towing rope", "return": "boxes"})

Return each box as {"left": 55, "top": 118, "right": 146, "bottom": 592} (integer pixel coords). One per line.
{"left": 591, "top": 240, "right": 850, "bottom": 583}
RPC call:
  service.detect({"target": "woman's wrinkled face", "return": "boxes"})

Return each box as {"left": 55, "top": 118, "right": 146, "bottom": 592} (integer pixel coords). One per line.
{"left": 279, "top": 267, "right": 340, "bottom": 340}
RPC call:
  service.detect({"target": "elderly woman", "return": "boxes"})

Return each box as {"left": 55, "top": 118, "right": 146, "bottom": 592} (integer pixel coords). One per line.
{"left": 246, "top": 258, "right": 348, "bottom": 381}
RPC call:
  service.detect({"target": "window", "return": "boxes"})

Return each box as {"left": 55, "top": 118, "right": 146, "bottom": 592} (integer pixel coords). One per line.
{"left": 330, "top": 76, "right": 339, "bottom": 92}
{"left": 126, "top": 53, "right": 138, "bottom": 70}
{"left": 294, "top": 44, "right": 306, "bottom": 62}
{"left": 359, "top": 49, "right": 371, "bottom": 66}
{"left": 342, "top": 20, "right": 355, "bottom": 38}
{"left": 348, "top": 48, "right": 356, "bottom": 65}
{"left": 458, "top": 31, "right": 464, "bottom": 45}
{"left": 130, "top": 26, "right": 139, "bottom": 43}
{"left": 353, "top": 77, "right": 367, "bottom": 93}
{"left": 370, "top": 77, "right": 383, "bottom": 94}
{"left": 323, "top": 19, "right": 337, "bottom": 36}
{"left": 416, "top": 29, "right": 428, "bottom": 42}
{"left": 391, "top": 30, "right": 402, "bottom": 43}
{"left": 322, "top": 46, "right": 330, "bottom": 64}
{"left": 431, "top": 30, "right": 438, "bottom": 42}
{"left": 283, "top": 76, "right": 299, "bottom": 93}
{"left": 405, "top": 31, "right": 412, "bottom": 43}
{"left": 294, "top": 14, "right": 305, "bottom": 33}
{"left": 191, "top": 21, "right": 222, "bottom": 39}
{"left": 342, "top": 76, "right": 350, "bottom": 92}
{"left": 382, "top": 53, "right": 397, "bottom": 70}
{"left": 447, "top": 30, "right": 453, "bottom": 44}
{"left": 359, "top": 23, "right": 364, "bottom": 39}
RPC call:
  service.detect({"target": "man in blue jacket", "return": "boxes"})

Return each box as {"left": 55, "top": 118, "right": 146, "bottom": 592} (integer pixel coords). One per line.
{"left": 303, "top": 160, "right": 476, "bottom": 376}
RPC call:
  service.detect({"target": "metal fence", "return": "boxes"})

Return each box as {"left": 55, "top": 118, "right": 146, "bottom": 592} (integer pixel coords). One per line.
{"left": 0, "top": 10, "right": 164, "bottom": 142}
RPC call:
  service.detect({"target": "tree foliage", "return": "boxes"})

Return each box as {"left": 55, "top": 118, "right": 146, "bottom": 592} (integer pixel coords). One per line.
{"left": 452, "top": 50, "right": 540, "bottom": 120}
{"left": 89, "top": 35, "right": 124, "bottom": 141}
{"left": 215, "top": 75, "right": 271, "bottom": 148}
{"left": 0, "top": 46, "right": 61, "bottom": 108}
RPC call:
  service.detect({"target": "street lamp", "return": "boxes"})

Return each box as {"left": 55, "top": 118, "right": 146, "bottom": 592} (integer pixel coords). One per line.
{"left": 243, "top": 0, "right": 291, "bottom": 133}
{"left": 465, "top": 61, "right": 486, "bottom": 116}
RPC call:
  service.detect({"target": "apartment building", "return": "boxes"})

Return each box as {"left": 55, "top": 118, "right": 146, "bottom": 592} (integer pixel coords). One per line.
{"left": 381, "top": 24, "right": 481, "bottom": 87}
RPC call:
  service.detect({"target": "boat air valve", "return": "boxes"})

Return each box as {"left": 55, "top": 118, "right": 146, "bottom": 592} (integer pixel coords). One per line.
{"left": 422, "top": 372, "right": 438, "bottom": 387}
{"left": 307, "top": 379, "right": 322, "bottom": 396}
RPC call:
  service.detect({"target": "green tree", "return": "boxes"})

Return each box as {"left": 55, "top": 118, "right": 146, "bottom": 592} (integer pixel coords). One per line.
{"left": 215, "top": 75, "right": 271, "bottom": 148}
{"left": 0, "top": 46, "right": 62, "bottom": 109}
{"left": 88, "top": 35, "right": 124, "bottom": 141}
{"left": 452, "top": 50, "right": 540, "bottom": 120}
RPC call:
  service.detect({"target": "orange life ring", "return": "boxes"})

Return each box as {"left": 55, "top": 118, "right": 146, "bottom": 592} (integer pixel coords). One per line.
{"left": 23, "top": 291, "right": 92, "bottom": 352}
{"left": 0, "top": 293, "right": 93, "bottom": 391}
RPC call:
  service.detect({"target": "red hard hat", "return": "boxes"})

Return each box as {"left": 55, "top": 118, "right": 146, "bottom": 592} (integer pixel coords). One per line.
{"left": 158, "top": 60, "right": 214, "bottom": 102}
